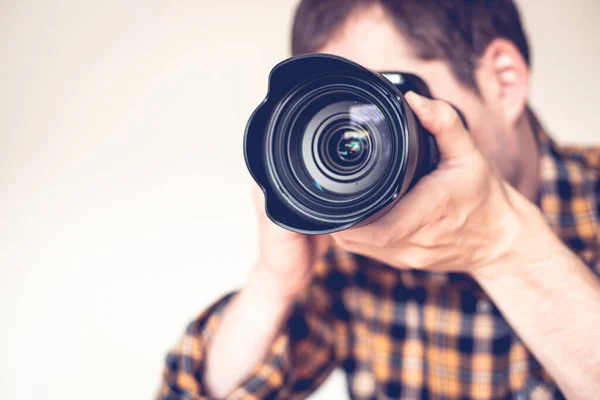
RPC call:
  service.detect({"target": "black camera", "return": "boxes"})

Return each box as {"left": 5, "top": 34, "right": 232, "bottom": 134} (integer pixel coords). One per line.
{"left": 244, "top": 54, "right": 441, "bottom": 234}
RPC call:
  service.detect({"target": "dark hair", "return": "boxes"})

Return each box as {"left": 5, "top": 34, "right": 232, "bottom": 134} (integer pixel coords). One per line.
{"left": 291, "top": 0, "right": 531, "bottom": 91}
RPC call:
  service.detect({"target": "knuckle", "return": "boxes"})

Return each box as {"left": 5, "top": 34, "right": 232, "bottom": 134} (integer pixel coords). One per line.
{"left": 439, "top": 103, "right": 461, "bottom": 129}
{"left": 332, "top": 235, "right": 352, "bottom": 250}
{"left": 370, "top": 229, "right": 393, "bottom": 248}
{"left": 429, "top": 99, "right": 460, "bottom": 129}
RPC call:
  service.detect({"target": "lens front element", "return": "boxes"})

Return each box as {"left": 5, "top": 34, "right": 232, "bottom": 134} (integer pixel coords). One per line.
{"left": 335, "top": 130, "right": 368, "bottom": 163}
{"left": 293, "top": 93, "right": 393, "bottom": 203}
{"left": 321, "top": 120, "right": 371, "bottom": 177}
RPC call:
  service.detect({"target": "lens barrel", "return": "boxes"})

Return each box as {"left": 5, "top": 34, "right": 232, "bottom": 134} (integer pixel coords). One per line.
{"left": 244, "top": 54, "right": 439, "bottom": 234}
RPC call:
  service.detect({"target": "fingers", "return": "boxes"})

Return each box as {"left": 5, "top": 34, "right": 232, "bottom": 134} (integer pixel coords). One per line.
{"left": 332, "top": 235, "right": 432, "bottom": 270}
{"left": 331, "top": 174, "right": 448, "bottom": 247}
{"left": 252, "top": 185, "right": 299, "bottom": 241}
{"left": 404, "top": 91, "right": 476, "bottom": 160}
{"left": 252, "top": 185, "right": 330, "bottom": 268}
{"left": 252, "top": 185, "right": 279, "bottom": 231}
{"left": 251, "top": 185, "right": 270, "bottom": 227}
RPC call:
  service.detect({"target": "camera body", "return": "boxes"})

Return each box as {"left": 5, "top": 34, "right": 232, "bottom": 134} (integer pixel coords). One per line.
{"left": 244, "top": 54, "right": 441, "bottom": 234}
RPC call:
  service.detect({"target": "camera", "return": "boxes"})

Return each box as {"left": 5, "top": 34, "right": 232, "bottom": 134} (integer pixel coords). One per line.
{"left": 244, "top": 54, "right": 444, "bottom": 234}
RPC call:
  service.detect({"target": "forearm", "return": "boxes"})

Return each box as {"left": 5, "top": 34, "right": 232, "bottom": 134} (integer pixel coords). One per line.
{"left": 204, "top": 265, "right": 295, "bottom": 397}
{"left": 474, "top": 208, "right": 600, "bottom": 399}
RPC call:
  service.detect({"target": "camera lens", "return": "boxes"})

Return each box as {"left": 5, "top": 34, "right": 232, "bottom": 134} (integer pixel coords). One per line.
{"left": 295, "top": 96, "right": 392, "bottom": 199}
{"left": 244, "top": 54, "right": 439, "bottom": 234}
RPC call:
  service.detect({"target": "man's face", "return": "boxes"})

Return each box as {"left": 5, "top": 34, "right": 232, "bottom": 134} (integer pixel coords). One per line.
{"left": 317, "top": 5, "right": 522, "bottom": 185}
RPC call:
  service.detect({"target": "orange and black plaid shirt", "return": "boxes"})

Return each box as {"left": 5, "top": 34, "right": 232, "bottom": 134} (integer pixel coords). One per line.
{"left": 157, "top": 113, "right": 600, "bottom": 399}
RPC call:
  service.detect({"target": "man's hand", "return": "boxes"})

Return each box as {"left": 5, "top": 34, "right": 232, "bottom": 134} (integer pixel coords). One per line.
{"left": 332, "top": 91, "right": 525, "bottom": 274}
{"left": 331, "top": 92, "right": 600, "bottom": 398}
{"left": 252, "top": 186, "right": 331, "bottom": 299}
{"left": 204, "top": 189, "right": 331, "bottom": 397}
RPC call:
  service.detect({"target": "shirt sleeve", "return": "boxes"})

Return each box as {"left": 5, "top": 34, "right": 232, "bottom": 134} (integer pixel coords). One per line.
{"left": 155, "top": 250, "right": 353, "bottom": 400}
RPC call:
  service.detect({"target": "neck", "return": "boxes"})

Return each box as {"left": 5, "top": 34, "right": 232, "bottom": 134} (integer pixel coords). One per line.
{"left": 512, "top": 109, "right": 541, "bottom": 204}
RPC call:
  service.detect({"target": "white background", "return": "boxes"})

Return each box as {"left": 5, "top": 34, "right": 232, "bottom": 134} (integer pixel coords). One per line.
{"left": 1, "top": 0, "right": 599, "bottom": 399}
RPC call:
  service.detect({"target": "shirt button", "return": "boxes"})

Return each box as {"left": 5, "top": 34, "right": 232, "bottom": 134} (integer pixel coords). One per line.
{"left": 516, "top": 392, "right": 527, "bottom": 400}
{"left": 476, "top": 299, "right": 491, "bottom": 313}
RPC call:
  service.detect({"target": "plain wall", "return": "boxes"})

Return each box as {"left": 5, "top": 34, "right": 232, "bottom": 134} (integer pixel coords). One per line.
{"left": 1, "top": 1, "right": 598, "bottom": 399}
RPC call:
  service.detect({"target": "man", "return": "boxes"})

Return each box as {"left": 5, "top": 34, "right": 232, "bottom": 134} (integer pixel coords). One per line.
{"left": 157, "top": 1, "right": 600, "bottom": 399}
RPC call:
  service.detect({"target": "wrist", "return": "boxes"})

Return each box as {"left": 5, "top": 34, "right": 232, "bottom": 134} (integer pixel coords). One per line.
{"left": 472, "top": 193, "right": 562, "bottom": 283}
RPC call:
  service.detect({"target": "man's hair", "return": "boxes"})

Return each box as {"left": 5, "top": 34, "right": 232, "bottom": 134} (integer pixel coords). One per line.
{"left": 291, "top": 0, "right": 531, "bottom": 91}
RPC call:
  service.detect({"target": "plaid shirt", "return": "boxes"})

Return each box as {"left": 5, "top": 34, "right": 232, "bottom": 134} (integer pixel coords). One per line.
{"left": 157, "top": 112, "right": 600, "bottom": 400}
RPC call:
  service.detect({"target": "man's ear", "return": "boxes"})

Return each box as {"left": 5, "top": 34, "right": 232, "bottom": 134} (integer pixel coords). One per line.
{"left": 475, "top": 38, "right": 530, "bottom": 126}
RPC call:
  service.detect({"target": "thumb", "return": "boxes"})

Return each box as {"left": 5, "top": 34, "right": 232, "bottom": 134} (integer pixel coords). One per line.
{"left": 404, "top": 91, "right": 476, "bottom": 160}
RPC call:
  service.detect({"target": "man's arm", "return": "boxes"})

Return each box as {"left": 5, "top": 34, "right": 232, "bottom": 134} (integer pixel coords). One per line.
{"left": 202, "top": 189, "right": 333, "bottom": 397}
{"left": 473, "top": 190, "right": 600, "bottom": 399}
{"left": 203, "top": 265, "right": 298, "bottom": 397}
{"left": 156, "top": 189, "right": 345, "bottom": 399}
{"left": 157, "top": 260, "right": 348, "bottom": 400}
{"left": 331, "top": 92, "right": 600, "bottom": 399}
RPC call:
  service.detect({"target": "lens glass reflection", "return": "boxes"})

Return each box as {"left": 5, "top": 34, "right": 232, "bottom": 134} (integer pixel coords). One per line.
{"left": 321, "top": 125, "right": 371, "bottom": 175}
{"left": 292, "top": 95, "right": 393, "bottom": 199}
